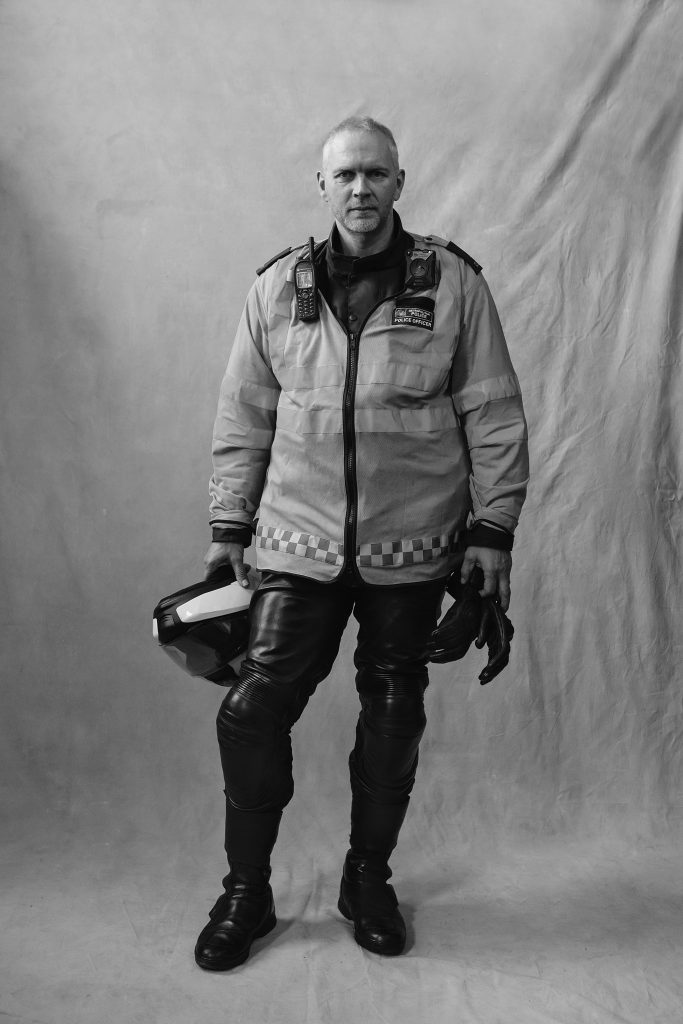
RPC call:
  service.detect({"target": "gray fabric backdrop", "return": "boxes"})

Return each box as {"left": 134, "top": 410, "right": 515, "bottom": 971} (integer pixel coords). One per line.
{"left": 2, "top": 1, "right": 682, "bottom": 1020}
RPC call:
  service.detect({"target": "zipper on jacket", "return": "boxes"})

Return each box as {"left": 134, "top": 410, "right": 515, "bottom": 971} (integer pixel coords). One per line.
{"left": 342, "top": 330, "right": 360, "bottom": 579}
{"left": 340, "top": 286, "right": 410, "bottom": 579}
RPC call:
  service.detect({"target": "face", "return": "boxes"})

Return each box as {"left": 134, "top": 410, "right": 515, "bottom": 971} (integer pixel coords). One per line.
{"left": 317, "top": 130, "right": 405, "bottom": 240}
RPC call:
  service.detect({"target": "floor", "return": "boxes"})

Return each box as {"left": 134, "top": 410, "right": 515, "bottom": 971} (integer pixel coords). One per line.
{"left": 2, "top": 819, "right": 681, "bottom": 1024}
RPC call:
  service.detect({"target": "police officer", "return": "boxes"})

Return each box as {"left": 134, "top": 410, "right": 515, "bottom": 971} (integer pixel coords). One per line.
{"left": 194, "top": 117, "right": 529, "bottom": 970}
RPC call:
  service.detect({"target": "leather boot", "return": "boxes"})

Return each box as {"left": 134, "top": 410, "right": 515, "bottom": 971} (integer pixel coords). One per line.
{"left": 194, "top": 866, "right": 276, "bottom": 971}
{"left": 337, "top": 852, "right": 406, "bottom": 956}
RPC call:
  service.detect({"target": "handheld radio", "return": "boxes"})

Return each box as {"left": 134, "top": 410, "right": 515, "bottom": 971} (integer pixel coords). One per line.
{"left": 294, "top": 237, "right": 319, "bottom": 321}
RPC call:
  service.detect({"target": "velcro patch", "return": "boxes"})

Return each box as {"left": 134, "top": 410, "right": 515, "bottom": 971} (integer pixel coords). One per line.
{"left": 392, "top": 297, "right": 435, "bottom": 330}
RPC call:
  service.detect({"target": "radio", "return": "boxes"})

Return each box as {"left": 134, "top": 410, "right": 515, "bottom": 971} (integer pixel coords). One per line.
{"left": 294, "top": 237, "right": 319, "bottom": 321}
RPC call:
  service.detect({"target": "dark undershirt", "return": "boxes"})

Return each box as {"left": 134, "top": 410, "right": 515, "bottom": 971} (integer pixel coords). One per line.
{"left": 315, "top": 213, "right": 413, "bottom": 331}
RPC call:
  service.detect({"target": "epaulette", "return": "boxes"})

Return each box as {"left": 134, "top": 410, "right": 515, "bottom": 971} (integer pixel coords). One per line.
{"left": 422, "top": 234, "right": 482, "bottom": 275}
{"left": 256, "top": 246, "right": 293, "bottom": 276}
{"left": 255, "top": 238, "right": 327, "bottom": 277}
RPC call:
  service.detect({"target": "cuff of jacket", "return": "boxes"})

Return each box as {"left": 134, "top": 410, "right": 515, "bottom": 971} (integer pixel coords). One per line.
{"left": 463, "top": 523, "right": 514, "bottom": 552}
{"left": 211, "top": 524, "right": 253, "bottom": 545}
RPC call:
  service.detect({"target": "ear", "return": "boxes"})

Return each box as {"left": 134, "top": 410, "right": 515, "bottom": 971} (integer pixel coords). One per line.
{"left": 394, "top": 169, "right": 406, "bottom": 202}
{"left": 317, "top": 170, "right": 328, "bottom": 202}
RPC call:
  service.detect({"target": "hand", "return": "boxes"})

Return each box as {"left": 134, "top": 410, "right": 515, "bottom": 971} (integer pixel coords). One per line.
{"left": 460, "top": 546, "right": 512, "bottom": 612}
{"left": 203, "top": 542, "right": 250, "bottom": 587}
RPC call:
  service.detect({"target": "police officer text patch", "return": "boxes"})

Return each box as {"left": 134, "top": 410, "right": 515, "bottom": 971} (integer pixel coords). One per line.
{"left": 392, "top": 296, "right": 435, "bottom": 331}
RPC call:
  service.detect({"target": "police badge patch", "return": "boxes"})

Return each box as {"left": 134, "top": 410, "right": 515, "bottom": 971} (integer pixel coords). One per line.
{"left": 392, "top": 296, "right": 435, "bottom": 330}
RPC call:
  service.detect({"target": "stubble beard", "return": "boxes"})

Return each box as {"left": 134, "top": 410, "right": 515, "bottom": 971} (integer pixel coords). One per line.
{"left": 342, "top": 209, "right": 382, "bottom": 234}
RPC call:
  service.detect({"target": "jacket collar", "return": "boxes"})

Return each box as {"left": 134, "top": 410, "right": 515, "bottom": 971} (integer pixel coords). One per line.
{"left": 323, "top": 212, "right": 413, "bottom": 277}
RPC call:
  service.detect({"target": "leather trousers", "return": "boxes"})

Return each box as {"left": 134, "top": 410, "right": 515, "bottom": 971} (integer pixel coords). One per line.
{"left": 216, "top": 571, "right": 445, "bottom": 874}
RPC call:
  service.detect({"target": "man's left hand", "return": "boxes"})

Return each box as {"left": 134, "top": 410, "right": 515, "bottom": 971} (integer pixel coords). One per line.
{"left": 460, "top": 546, "right": 512, "bottom": 612}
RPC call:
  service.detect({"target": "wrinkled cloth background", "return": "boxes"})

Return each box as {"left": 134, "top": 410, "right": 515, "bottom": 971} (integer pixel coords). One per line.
{"left": 1, "top": 1, "right": 682, "bottom": 1021}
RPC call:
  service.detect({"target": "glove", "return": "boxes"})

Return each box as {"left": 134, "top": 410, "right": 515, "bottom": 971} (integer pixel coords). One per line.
{"left": 427, "top": 571, "right": 483, "bottom": 664}
{"left": 427, "top": 568, "right": 514, "bottom": 685}
{"left": 474, "top": 596, "right": 514, "bottom": 685}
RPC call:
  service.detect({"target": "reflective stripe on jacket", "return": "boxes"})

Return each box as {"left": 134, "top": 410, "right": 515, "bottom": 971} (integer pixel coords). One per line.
{"left": 209, "top": 232, "right": 529, "bottom": 584}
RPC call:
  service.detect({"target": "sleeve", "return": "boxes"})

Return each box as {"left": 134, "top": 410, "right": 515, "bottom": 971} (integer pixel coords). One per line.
{"left": 450, "top": 273, "right": 529, "bottom": 536}
{"left": 209, "top": 277, "right": 281, "bottom": 530}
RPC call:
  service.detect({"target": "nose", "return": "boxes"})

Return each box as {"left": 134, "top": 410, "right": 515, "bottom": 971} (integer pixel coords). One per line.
{"left": 352, "top": 174, "right": 371, "bottom": 197}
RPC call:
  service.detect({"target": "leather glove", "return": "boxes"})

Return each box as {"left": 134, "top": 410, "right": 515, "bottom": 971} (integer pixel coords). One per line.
{"left": 474, "top": 595, "right": 514, "bottom": 685}
{"left": 427, "top": 568, "right": 514, "bottom": 685}
{"left": 427, "top": 572, "right": 483, "bottom": 664}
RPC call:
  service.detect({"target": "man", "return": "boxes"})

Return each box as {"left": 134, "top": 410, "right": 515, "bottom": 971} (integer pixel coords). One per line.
{"left": 195, "top": 117, "right": 528, "bottom": 970}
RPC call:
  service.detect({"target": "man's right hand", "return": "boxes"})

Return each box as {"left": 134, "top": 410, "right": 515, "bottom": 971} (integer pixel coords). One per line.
{"left": 203, "top": 542, "right": 250, "bottom": 587}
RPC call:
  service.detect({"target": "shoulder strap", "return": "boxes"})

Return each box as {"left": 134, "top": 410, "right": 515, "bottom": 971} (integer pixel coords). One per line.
{"left": 255, "top": 246, "right": 293, "bottom": 276}
{"left": 256, "top": 238, "right": 327, "bottom": 277}
{"left": 421, "top": 234, "right": 482, "bottom": 275}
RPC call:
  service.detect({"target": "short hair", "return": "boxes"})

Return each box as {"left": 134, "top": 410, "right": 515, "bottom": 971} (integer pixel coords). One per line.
{"left": 321, "top": 116, "right": 400, "bottom": 169}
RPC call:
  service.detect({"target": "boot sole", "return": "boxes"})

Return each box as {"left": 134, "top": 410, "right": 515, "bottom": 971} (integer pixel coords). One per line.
{"left": 194, "top": 910, "right": 277, "bottom": 971}
{"left": 337, "top": 889, "right": 405, "bottom": 957}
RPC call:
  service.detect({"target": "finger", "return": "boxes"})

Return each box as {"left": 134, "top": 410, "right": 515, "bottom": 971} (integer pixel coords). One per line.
{"left": 460, "top": 554, "right": 475, "bottom": 584}
{"left": 498, "top": 576, "right": 511, "bottom": 613}
{"left": 480, "top": 570, "right": 497, "bottom": 598}
{"left": 228, "top": 554, "right": 248, "bottom": 587}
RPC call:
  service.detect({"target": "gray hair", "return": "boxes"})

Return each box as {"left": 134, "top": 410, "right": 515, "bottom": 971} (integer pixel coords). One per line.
{"left": 321, "top": 116, "right": 400, "bottom": 169}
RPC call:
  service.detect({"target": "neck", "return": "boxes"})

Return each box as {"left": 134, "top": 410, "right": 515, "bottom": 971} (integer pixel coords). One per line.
{"left": 334, "top": 217, "right": 396, "bottom": 258}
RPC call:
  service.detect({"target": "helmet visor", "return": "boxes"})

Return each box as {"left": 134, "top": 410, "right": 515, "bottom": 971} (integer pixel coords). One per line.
{"left": 160, "top": 613, "right": 250, "bottom": 685}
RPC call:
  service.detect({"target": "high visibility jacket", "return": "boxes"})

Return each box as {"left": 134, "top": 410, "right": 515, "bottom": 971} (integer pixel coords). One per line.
{"left": 209, "top": 231, "right": 529, "bottom": 585}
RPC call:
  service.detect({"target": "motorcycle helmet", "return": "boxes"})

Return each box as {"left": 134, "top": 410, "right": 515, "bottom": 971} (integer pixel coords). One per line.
{"left": 153, "top": 565, "right": 259, "bottom": 685}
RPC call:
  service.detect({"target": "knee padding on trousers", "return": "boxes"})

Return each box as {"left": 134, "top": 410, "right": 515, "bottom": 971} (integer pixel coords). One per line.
{"left": 355, "top": 668, "right": 428, "bottom": 739}
{"left": 217, "top": 669, "right": 296, "bottom": 812}
{"left": 350, "top": 670, "right": 427, "bottom": 806}
{"left": 216, "top": 668, "right": 291, "bottom": 749}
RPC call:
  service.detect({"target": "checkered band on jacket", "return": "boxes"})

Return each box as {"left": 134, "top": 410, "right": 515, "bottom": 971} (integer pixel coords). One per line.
{"left": 256, "top": 525, "right": 345, "bottom": 566}
{"left": 256, "top": 525, "right": 458, "bottom": 568}
{"left": 357, "top": 533, "right": 459, "bottom": 567}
